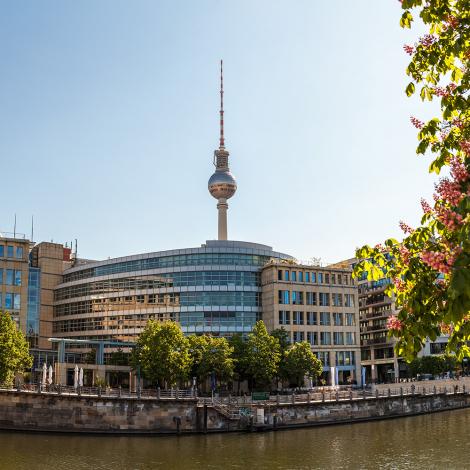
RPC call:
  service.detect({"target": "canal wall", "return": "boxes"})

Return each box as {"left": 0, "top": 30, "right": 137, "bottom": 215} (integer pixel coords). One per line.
{"left": 0, "top": 389, "right": 470, "bottom": 434}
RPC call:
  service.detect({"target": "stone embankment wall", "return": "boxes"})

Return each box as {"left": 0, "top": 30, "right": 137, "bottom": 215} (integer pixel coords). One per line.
{"left": 372, "top": 377, "right": 470, "bottom": 394}
{"left": 0, "top": 389, "right": 469, "bottom": 434}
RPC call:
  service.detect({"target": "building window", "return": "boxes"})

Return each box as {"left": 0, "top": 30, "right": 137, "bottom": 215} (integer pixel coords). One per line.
{"left": 334, "top": 332, "right": 344, "bottom": 345}
{"left": 7, "top": 246, "right": 14, "bottom": 258}
{"left": 318, "top": 273, "right": 323, "bottom": 283}
{"left": 293, "top": 311, "right": 304, "bottom": 325}
{"left": 278, "top": 290, "right": 290, "bottom": 305}
{"left": 6, "top": 269, "right": 14, "bottom": 286}
{"left": 332, "top": 293, "right": 343, "bottom": 307}
{"left": 14, "top": 270, "right": 22, "bottom": 286}
{"left": 345, "top": 313, "right": 355, "bottom": 326}
{"left": 331, "top": 274, "right": 336, "bottom": 284}
{"left": 16, "top": 247, "right": 23, "bottom": 259}
{"left": 278, "top": 270, "right": 283, "bottom": 281}
{"left": 316, "top": 351, "right": 330, "bottom": 366}
{"left": 345, "top": 332, "right": 355, "bottom": 345}
{"left": 333, "top": 312, "right": 343, "bottom": 326}
{"left": 0, "top": 269, "right": 3, "bottom": 284}
{"left": 291, "top": 271, "right": 297, "bottom": 282}
{"left": 320, "top": 312, "right": 330, "bottom": 326}
{"left": 311, "top": 272, "right": 316, "bottom": 283}
{"left": 345, "top": 294, "right": 355, "bottom": 307}
{"left": 306, "top": 292, "right": 316, "bottom": 305}
{"left": 325, "top": 274, "right": 330, "bottom": 284}
{"left": 292, "top": 291, "right": 303, "bottom": 305}
{"left": 307, "top": 312, "right": 317, "bottom": 325}
{"left": 13, "top": 294, "right": 20, "bottom": 310}
{"left": 320, "top": 332, "right": 331, "bottom": 345}
{"left": 305, "top": 272, "right": 310, "bottom": 282}
{"left": 298, "top": 271, "right": 303, "bottom": 282}
{"left": 284, "top": 271, "right": 290, "bottom": 282}
{"left": 0, "top": 245, "right": 4, "bottom": 257}
{"left": 319, "top": 293, "right": 330, "bottom": 306}
{"left": 307, "top": 331, "right": 317, "bottom": 345}
{"left": 336, "top": 351, "right": 355, "bottom": 366}
{"left": 5, "top": 293, "right": 13, "bottom": 309}
{"left": 337, "top": 275, "right": 342, "bottom": 285}
{"left": 293, "top": 331, "right": 305, "bottom": 343}
{"left": 279, "top": 310, "right": 290, "bottom": 325}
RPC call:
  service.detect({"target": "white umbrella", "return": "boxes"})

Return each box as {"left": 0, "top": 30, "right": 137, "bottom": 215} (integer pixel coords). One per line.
{"left": 79, "top": 368, "right": 84, "bottom": 387}
{"left": 74, "top": 365, "right": 79, "bottom": 389}
{"left": 48, "top": 365, "right": 53, "bottom": 385}
{"left": 42, "top": 363, "right": 47, "bottom": 386}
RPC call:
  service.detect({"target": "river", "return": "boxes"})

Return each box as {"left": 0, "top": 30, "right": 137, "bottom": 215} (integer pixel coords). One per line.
{"left": 1, "top": 409, "right": 469, "bottom": 469}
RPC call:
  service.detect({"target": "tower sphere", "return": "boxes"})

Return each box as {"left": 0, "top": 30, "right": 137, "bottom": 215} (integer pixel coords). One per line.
{"left": 208, "top": 170, "right": 237, "bottom": 200}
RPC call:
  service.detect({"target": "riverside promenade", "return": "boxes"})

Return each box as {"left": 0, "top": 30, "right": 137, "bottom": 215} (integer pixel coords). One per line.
{"left": 1, "top": 382, "right": 470, "bottom": 434}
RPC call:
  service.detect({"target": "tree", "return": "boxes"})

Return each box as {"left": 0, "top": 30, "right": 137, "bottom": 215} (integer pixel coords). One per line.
{"left": 228, "top": 333, "right": 250, "bottom": 392}
{"left": 244, "top": 321, "right": 280, "bottom": 390}
{"left": 132, "top": 321, "right": 191, "bottom": 387}
{"left": 0, "top": 311, "right": 33, "bottom": 385}
{"left": 188, "top": 335, "right": 234, "bottom": 388}
{"left": 354, "top": 1, "right": 470, "bottom": 361}
{"left": 282, "top": 342, "right": 323, "bottom": 388}
{"left": 271, "top": 327, "right": 291, "bottom": 385}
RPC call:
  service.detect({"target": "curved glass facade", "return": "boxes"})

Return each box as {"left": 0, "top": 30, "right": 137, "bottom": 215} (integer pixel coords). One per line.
{"left": 53, "top": 240, "right": 292, "bottom": 340}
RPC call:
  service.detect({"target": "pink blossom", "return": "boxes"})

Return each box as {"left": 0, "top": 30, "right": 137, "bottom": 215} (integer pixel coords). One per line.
{"left": 387, "top": 316, "right": 403, "bottom": 331}
{"left": 420, "top": 198, "right": 433, "bottom": 214}
{"left": 399, "top": 246, "right": 411, "bottom": 264}
{"left": 450, "top": 157, "right": 469, "bottom": 183}
{"left": 410, "top": 116, "right": 424, "bottom": 129}
{"left": 393, "top": 278, "right": 406, "bottom": 291}
{"left": 419, "top": 34, "right": 436, "bottom": 47}
{"left": 403, "top": 44, "right": 414, "bottom": 55}
{"left": 434, "top": 178, "right": 464, "bottom": 206}
{"left": 399, "top": 221, "right": 414, "bottom": 234}
{"left": 421, "top": 246, "right": 462, "bottom": 274}
{"left": 460, "top": 140, "right": 470, "bottom": 155}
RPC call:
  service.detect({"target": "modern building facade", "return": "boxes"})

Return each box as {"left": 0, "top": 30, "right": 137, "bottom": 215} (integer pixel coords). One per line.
{"left": 53, "top": 240, "right": 293, "bottom": 342}
{"left": 261, "top": 261, "right": 361, "bottom": 385}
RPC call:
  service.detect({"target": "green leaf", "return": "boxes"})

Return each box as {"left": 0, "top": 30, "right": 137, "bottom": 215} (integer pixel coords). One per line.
{"left": 406, "top": 82, "right": 415, "bottom": 97}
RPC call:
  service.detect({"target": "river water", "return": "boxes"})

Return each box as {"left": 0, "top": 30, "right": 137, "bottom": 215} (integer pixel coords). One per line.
{"left": 1, "top": 409, "right": 469, "bottom": 469}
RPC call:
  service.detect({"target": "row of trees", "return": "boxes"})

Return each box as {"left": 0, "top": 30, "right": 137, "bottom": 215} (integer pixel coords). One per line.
{"left": 408, "top": 355, "right": 457, "bottom": 378}
{"left": 132, "top": 320, "right": 322, "bottom": 391}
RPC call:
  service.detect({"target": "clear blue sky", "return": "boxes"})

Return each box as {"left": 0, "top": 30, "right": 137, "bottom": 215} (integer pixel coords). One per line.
{"left": 0, "top": 0, "right": 436, "bottom": 263}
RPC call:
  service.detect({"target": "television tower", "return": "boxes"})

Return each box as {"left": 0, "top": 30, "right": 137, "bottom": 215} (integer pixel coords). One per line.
{"left": 208, "top": 60, "right": 237, "bottom": 240}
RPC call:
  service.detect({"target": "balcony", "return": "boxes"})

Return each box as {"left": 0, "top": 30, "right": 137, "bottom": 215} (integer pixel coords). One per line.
{"left": 361, "top": 337, "right": 390, "bottom": 346}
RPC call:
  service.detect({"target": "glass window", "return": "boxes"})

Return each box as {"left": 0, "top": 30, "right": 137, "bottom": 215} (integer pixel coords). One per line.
{"left": 284, "top": 271, "right": 290, "bottom": 282}
{"left": 293, "top": 311, "right": 304, "bottom": 325}
{"left": 345, "top": 294, "right": 355, "bottom": 307}
{"left": 307, "top": 331, "right": 317, "bottom": 345}
{"left": 0, "top": 269, "right": 3, "bottom": 284}
{"left": 16, "top": 247, "right": 23, "bottom": 259}
{"left": 14, "top": 270, "right": 22, "bottom": 286}
{"left": 325, "top": 274, "right": 330, "bottom": 284}
{"left": 279, "top": 310, "right": 290, "bottom": 325}
{"left": 319, "top": 293, "right": 330, "bottom": 306}
{"left": 331, "top": 274, "right": 336, "bottom": 284}
{"left": 346, "top": 332, "right": 355, "bottom": 345}
{"left": 334, "top": 332, "right": 344, "bottom": 345}
{"left": 293, "top": 331, "right": 305, "bottom": 343}
{"left": 318, "top": 273, "right": 323, "bottom": 283}
{"left": 278, "top": 270, "right": 283, "bottom": 281}
{"left": 291, "top": 271, "right": 297, "bottom": 282}
{"left": 0, "top": 245, "right": 4, "bottom": 257}
{"left": 316, "top": 351, "right": 329, "bottom": 366}
{"left": 13, "top": 294, "right": 20, "bottom": 310}
{"left": 298, "top": 271, "right": 303, "bottom": 282}
{"left": 320, "top": 312, "right": 330, "bottom": 326}
{"left": 306, "top": 292, "right": 316, "bottom": 305}
{"left": 5, "top": 293, "right": 13, "bottom": 309}
{"left": 346, "top": 313, "right": 355, "bottom": 326}
{"left": 6, "top": 269, "right": 14, "bottom": 286}
{"left": 305, "top": 272, "right": 310, "bottom": 283}
{"left": 278, "top": 290, "right": 290, "bottom": 305}
{"left": 320, "top": 332, "right": 331, "bottom": 345}
{"left": 7, "top": 246, "right": 14, "bottom": 258}
{"left": 292, "top": 291, "right": 303, "bottom": 305}
{"left": 333, "top": 312, "right": 343, "bottom": 326}
{"left": 311, "top": 272, "right": 316, "bottom": 283}
{"left": 307, "top": 312, "right": 317, "bottom": 325}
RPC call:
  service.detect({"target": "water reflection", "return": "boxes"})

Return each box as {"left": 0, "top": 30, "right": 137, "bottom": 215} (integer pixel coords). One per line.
{"left": 1, "top": 409, "right": 470, "bottom": 469}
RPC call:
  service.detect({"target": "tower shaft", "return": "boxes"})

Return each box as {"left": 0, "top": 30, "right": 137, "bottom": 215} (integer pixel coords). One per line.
{"left": 217, "top": 199, "right": 228, "bottom": 240}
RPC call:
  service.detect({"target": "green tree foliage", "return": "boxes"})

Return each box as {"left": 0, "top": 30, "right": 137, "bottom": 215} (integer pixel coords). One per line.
{"left": 409, "top": 354, "right": 457, "bottom": 377}
{"left": 271, "top": 327, "right": 290, "bottom": 354}
{"left": 228, "top": 333, "right": 250, "bottom": 391}
{"left": 188, "top": 335, "right": 234, "bottom": 386}
{"left": 354, "top": 1, "right": 470, "bottom": 360}
{"left": 244, "top": 321, "right": 281, "bottom": 389}
{"left": 132, "top": 320, "right": 191, "bottom": 387}
{"left": 0, "top": 310, "right": 33, "bottom": 385}
{"left": 282, "top": 342, "right": 323, "bottom": 387}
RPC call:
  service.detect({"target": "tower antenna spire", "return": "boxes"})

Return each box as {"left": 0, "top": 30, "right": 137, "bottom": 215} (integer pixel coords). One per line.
{"left": 219, "top": 59, "right": 225, "bottom": 149}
